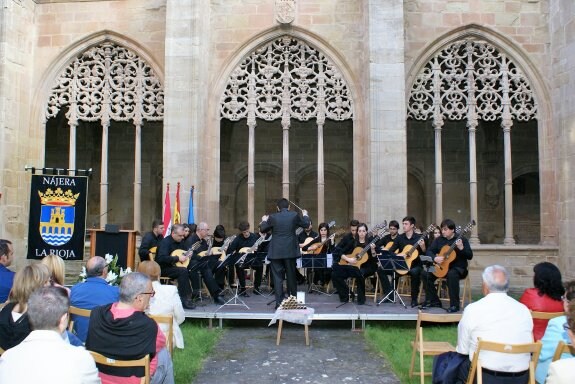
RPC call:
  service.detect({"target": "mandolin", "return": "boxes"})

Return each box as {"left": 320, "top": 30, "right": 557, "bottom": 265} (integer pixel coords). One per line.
{"left": 148, "top": 246, "right": 157, "bottom": 261}
{"left": 211, "top": 235, "right": 237, "bottom": 261}
{"left": 301, "top": 220, "right": 336, "bottom": 252}
{"left": 197, "top": 236, "right": 214, "bottom": 257}
{"left": 172, "top": 241, "right": 202, "bottom": 268}
{"left": 308, "top": 228, "right": 346, "bottom": 254}
{"left": 432, "top": 220, "right": 476, "bottom": 278}
{"left": 395, "top": 224, "right": 436, "bottom": 275}
{"left": 339, "top": 221, "right": 388, "bottom": 268}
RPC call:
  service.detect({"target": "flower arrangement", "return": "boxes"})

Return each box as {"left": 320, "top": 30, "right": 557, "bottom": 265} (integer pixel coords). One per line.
{"left": 78, "top": 253, "right": 131, "bottom": 286}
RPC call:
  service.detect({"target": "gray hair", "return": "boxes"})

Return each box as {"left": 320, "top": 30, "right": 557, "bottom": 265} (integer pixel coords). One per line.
{"left": 482, "top": 264, "right": 510, "bottom": 293}
{"left": 28, "top": 286, "right": 70, "bottom": 330}
{"left": 86, "top": 256, "right": 107, "bottom": 278}
{"left": 119, "top": 272, "right": 151, "bottom": 303}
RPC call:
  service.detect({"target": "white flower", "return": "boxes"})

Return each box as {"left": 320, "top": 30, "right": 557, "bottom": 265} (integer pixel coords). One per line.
{"left": 106, "top": 271, "right": 118, "bottom": 284}
{"left": 119, "top": 267, "right": 131, "bottom": 277}
{"left": 79, "top": 266, "right": 87, "bottom": 278}
{"left": 105, "top": 253, "right": 114, "bottom": 264}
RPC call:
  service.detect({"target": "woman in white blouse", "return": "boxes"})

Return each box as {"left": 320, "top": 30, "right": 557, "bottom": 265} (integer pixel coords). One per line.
{"left": 138, "top": 260, "right": 185, "bottom": 349}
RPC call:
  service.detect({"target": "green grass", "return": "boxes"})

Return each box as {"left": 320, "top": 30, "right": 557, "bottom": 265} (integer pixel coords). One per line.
{"left": 365, "top": 321, "right": 458, "bottom": 384}
{"left": 173, "top": 320, "right": 223, "bottom": 384}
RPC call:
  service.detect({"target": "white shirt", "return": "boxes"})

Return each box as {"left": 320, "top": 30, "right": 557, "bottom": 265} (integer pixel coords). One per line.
{"left": 149, "top": 281, "right": 185, "bottom": 349}
{"left": 0, "top": 330, "right": 100, "bottom": 384}
{"left": 546, "top": 357, "right": 575, "bottom": 384}
{"left": 456, "top": 292, "right": 533, "bottom": 372}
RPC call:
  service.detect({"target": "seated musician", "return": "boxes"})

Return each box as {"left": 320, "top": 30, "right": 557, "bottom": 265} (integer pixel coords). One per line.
{"left": 336, "top": 219, "right": 359, "bottom": 250}
{"left": 295, "top": 221, "right": 317, "bottom": 285}
{"left": 211, "top": 225, "right": 228, "bottom": 290}
{"left": 185, "top": 222, "right": 226, "bottom": 304}
{"left": 155, "top": 224, "right": 196, "bottom": 309}
{"left": 225, "top": 221, "right": 264, "bottom": 296}
{"left": 332, "top": 223, "right": 375, "bottom": 305}
{"left": 301, "top": 222, "right": 334, "bottom": 291}
{"left": 138, "top": 219, "right": 164, "bottom": 262}
{"left": 378, "top": 216, "right": 426, "bottom": 307}
{"left": 421, "top": 219, "right": 473, "bottom": 313}
{"left": 376, "top": 220, "right": 399, "bottom": 250}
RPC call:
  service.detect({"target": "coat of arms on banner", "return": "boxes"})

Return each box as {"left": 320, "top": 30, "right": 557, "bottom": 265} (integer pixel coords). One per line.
{"left": 38, "top": 187, "right": 79, "bottom": 246}
{"left": 275, "top": 0, "right": 295, "bottom": 24}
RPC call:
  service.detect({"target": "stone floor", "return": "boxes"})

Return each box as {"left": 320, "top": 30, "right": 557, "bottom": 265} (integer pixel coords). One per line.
{"left": 192, "top": 320, "right": 400, "bottom": 384}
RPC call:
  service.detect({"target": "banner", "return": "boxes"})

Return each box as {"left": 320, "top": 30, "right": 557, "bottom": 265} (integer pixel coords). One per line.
{"left": 27, "top": 174, "right": 88, "bottom": 260}
{"left": 162, "top": 183, "right": 172, "bottom": 237}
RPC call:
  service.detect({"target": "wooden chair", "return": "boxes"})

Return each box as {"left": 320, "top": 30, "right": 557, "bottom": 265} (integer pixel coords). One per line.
{"left": 552, "top": 341, "right": 575, "bottom": 362}
{"left": 436, "top": 274, "right": 472, "bottom": 308}
{"left": 466, "top": 338, "right": 542, "bottom": 384}
{"left": 68, "top": 306, "right": 92, "bottom": 332}
{"left": 149, "top": 314, "right": 174, "bottom": 355}
{"left": 409, "top": 310, "right": 462, "bottom": 384}
{"left": 0, "top": 346, "right": 4, "bottom": 356}
{"left": 88, "top": 351, "right": 150, "bottom": 384}
{"left": 530, "top": 311, "right": 564, "bottom": 320}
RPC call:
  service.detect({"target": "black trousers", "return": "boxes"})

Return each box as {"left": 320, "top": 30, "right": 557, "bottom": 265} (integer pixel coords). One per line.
{"left": 270, "top": 258, "right": 297, "bottom": 305}
{"left": 160, "top": 266, "right": 192, "bottom": 299}
{"left": 332, "top": 264, "right": 365, "bottom": 304}
{"left": 456, "top": 359, "right": 529, "bottom": 384}
{"left": 422, "top": 266, "right": 467, "bottom": 307}
{"left": 188, "top": 260, "right": 222, "bottom": 298}
{"left": 235, "top": 265, "right": 263, "bottom": 290}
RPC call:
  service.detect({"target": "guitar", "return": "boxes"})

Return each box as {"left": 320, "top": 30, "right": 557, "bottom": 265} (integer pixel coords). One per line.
{"left": 432, "top": 220, "right": 476, "bottom": 278}
{"left": 172, "top": 241, "right": 202, "bottom": 268}
{"left": 301, "top": 220, "right": 336, "bottom": 252}
{"left": 395, "top": 224, "right": 436, "bottom": 275}
{"left": 211, "top": 235, "right": 237, "bottom": 261}
{"left": 339, "top": 221, "right": 388, "bottom": 268}
{"left": 308, "top": 228, "right": 346, "bottom": 254}
{"left": 148, "top": 246, "right": 157, "bottom": 261}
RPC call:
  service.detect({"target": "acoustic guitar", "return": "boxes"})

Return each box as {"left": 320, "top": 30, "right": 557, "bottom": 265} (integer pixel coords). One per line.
{"left": 148, "top": 246, "right": 157, "bottom": 261}
{"left": 339, "top": 221, "right": 388, "bottom": 268}
{"left": 432, "top": 220, "right": 476, "bottom": 278}
{"left": 395, "top": 224, "right": 436, "bottom": 275}
{"left": 301, "top": 220, "right": 336, "bottom": 252}
{"left": 172, "top": 241, "right": 202, "bottom": 268}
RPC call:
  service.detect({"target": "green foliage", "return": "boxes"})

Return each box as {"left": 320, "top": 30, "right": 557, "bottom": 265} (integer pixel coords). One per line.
{"left": 365, "top": 321, "right": 458, "bottom": 384}
{"left": 173, "top": 320, "right": 223, "bottom": 384}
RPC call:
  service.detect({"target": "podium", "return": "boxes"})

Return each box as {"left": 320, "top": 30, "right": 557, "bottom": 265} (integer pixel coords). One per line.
{"left": 89, "top": 229, "right": 137, "bottom": 270}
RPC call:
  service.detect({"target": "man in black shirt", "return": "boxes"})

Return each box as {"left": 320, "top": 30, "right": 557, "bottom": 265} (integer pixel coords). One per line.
{"left": 336, "top": 219, "right": 359, "bottom": 251}
{"left": 156, "top": 224, "right": 196, "bottom": 309}
{"left": 138, "top": 219, "right": 163, "bottom": 262}
{"left": 226, "top": 221, "right": 264, "bottom": 296}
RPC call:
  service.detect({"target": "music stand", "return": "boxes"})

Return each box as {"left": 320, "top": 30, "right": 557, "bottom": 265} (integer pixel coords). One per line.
{"left": 214, "top": 252, "right": 250, "bottom": 312}
{"left": 188, "top": 254, "right": 221, "bottom": 304}
{"left": 377, "top": 253, "right": 408, "bottom": 308}
{"left": 215, "top": 252, "right": 242, "bottom": 296}
{"left": 242, "top": 251, "right": 269, "bottom": 296}
{"left": 301, "top": 254, "right": 330, "bottom": 296}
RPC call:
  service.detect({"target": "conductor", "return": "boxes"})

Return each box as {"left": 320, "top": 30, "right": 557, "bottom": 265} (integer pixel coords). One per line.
{"left": 260, "top": 198, "right": 310, "bottom": 309}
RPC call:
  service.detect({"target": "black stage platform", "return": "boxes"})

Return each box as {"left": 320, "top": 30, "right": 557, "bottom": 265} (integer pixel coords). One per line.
{"left": 183, "top": 286, "right": 450, "bottom": 329}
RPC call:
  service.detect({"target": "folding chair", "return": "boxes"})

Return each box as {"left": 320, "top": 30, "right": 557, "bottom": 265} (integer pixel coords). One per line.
{"left": 68, "top": 306, "right": 92, "bottom": 332}
{"left": 552, "top": 341, "right": 575, "bottom": 362}
{"left": 148, "top": 314, "right": 174, "bottom": 355}
{"left": 436, "top": 274, "right": 472, "bottom": 309}
{"left": 88, "top": 351, "right": 150, "bottom": 384}
{"left": 466, "top": 338, "right": 542, "bottom": 384}
{"left": 409, "top": 310, "right": 462, "bottom": 384}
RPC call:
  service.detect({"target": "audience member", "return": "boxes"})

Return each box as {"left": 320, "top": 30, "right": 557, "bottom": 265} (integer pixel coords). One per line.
{"left": 0, "top": 264, "right": 50, "bottom": 350}
{"left": 520, "top": 262, "right": 564, "bottom": 341}
{"left": 546, "top": 298, "right": 575, "bottom": 384}
{"left": 0, "top": 239, "right": 15, "bottom": 303}
{"left": 86, "top": 272, "right": 174, "bottom": 384}
{"left": 41, "top": 254, "right": 71, "bottom": 294}
{"left": 455, "top": 265, "right": 533, "bottom": 383}
{"left": 70, "top": 256, "right": 119, "bottom": 342}
{"left": 535, "top": 281, "right": 575, "bottom": 383}
{"left": 138, "top": 260, "right": 185, "bottom": 349}
{"left": 0, "top": 286, "right": 100, "bottom": 383}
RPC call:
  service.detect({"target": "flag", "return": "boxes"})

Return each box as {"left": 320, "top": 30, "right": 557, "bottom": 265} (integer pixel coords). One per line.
{"left": 188, "top": 185, "right": 195, "bottom": 224}
{"left": 173, "top": 182, "right": 181, "bottom": 224}
{"left": 162, "top": 183, "right": 172, "bottom": 237}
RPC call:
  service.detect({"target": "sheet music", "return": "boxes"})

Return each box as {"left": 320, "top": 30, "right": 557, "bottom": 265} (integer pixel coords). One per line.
{"left": 326, "top": 253, "right": 333, "bottom": 267}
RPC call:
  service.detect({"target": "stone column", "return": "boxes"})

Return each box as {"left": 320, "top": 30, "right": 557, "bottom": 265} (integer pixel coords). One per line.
{"left": 466, "top": 48, "right": 479, "bottom": 244}
{"left": 100, "top": 121, "right": 109, "bottom": 228}
{"left": 432, "top": 60, "right": 444, "bottom": 225}
{"left": 281, "top": 63, "right": 291, "bottom": 198}
{"left": 501, "top": 58, "right": 515, "bottom": 245}
{"left": 134, "top": 121, "right": 142, "bottom": 232}
{"left": 368, "top": 1, "right": 406, "bottom": 223}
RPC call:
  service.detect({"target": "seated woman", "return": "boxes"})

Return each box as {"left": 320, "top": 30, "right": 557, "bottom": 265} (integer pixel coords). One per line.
{"left": 137, "top": 260, "right": 185, "bottom": 349}
{"left": 546, "top": 293, "right": 575, "bottom": 384}
{"left": 535, "top": 280, "right": 575, "bottom": 383}
{"left": 520, "top": 262, "right": 565, "bottom": 341}
{"left": 41, "top": 254, "right": 70, "bottom": 295}
{"left": 0, "top": 264, "right": 50, "bottom": 350}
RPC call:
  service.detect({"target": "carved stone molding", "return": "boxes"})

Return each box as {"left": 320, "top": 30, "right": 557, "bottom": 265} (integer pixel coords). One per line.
{"left": 275, "top": 0, "right": 296, "bottom": 25}
{"left": 220, "top": 35, "right": 353, "bottom": 122}
{"left": 408, "top": 39, "right": 537, "bottom": 123}
{"left": 45, "top": 42, "right": 164, "bottom": 125}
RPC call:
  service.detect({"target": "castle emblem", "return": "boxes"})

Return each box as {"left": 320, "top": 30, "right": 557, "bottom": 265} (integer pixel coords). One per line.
{"left": 38, "top": 187, "right": 79, "bottom": 246}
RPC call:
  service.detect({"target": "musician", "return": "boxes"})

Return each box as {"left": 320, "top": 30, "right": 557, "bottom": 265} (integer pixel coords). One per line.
{"left": 155, "top": 224, "right": 196, "bottom": 310}
{"left": 301, "top": 222, "right": 335, "bottom": 291}
{"left": 226, "top": 221, "right": 264, "bottom": 296}
{"left": 260, "top": 198, "right": 310, "bottom": 309}
{"left": 375, "top": 220, "right": 399, "bottom": 250}
{"left": 212, "top": 224, "right": 228, "bottom": 289}
{"left": 138, "top": 219, "right": 164, "bottom": 262}
{"left": 332, "top": 223, "right": 374, "bottom": 305}
{"left": 336, "top": 219, "right": 360, "bottom": 250}
{"left": 382, "top": 216, "right": 426, "bottom": 307}
{"left": 297, "top": 220, "right": 317, "bottom": 285}
{"left": 421, "top": 219, "right": 473, "bottom": 313}
{"left": 186, "top": 222, "right": 226, "bottom": 305}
